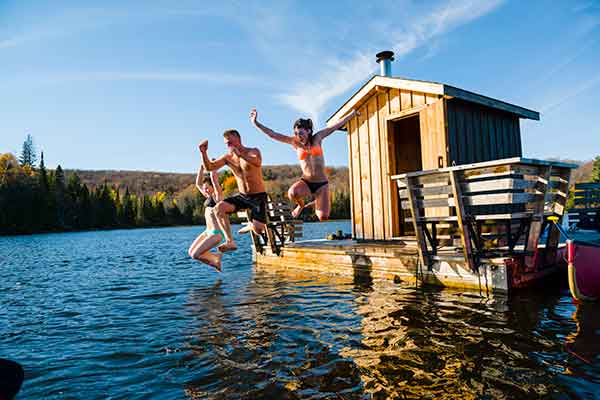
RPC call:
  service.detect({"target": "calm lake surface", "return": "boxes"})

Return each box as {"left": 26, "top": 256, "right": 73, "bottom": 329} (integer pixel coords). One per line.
{"left": 2, "top": 221, "right": 599, "bottom": 399}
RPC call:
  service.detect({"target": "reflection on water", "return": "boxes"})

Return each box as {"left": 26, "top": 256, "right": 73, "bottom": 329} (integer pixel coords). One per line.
{"left": 1, "top": 223, "right": 599, "bottom": 399}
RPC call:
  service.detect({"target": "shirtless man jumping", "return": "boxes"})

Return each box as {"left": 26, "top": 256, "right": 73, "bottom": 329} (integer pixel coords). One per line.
{"left": 199, "top": 129, "right": 267, "bottom": 252}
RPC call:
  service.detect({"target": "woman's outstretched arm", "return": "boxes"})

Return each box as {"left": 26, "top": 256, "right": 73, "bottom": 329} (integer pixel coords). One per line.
{"left": 210, "top": 170, "right": 224, "bottom": 202}
{"left": 250, "top": 108, "right": 294, "bottom": 145}
{"left": 195, "top": 163, "right": 209, "bottom": 197}
{"left": 313, "top": 109, "right": 360, "bottom": 143}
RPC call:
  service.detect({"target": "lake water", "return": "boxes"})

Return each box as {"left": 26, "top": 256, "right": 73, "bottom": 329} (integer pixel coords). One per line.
{"left": 2, "top": 222, "right": 599, "bottom": 399}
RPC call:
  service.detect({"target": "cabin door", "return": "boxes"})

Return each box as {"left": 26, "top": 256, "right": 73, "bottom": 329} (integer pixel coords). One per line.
{"left": 388, "top": 115, "right": 422, "bottom": 236}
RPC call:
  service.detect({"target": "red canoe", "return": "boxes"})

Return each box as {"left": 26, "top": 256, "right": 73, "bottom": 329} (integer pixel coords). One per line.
{"left": 566, "top": 238, "right": 600, "bottom": 302}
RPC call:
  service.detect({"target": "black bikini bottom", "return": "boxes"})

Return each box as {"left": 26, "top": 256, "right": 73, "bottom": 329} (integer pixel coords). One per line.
{"left": 301, "top": 178, "right": 328, "bottom": 194}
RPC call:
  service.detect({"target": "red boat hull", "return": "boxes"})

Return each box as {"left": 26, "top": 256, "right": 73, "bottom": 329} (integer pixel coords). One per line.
{"left": 567, "top": 239, "right": 600, "bottom": 302}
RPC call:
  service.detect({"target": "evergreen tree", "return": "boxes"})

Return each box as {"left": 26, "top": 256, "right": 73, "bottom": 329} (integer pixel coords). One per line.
{"left": 66, "top": 172, "right": 83, "bottom": 228}
{"left": 79, "top": 185, "right": 93, "bottom": 229}
{"left": 54, "top": 165, "right": 66, "bottom": 228}
{"left": 31, "top": 152, "right": 50, "bottom": 231}
{"left": 166, "top": 200, "right": 183, "bottom": 225}
{"left": 96, "top": 183, "right": 117, "bottom": 228}
{"left": 138, "top": 195, "right": 154, "bottom": 225}
{"left": 182, "top": 199, "right": 194, "bottom": 225}
{"left": 19, "top": 134, "right": 37, "bottom": 167}
{"left": 120, "top": 187, "right": 136, "bottom": 226}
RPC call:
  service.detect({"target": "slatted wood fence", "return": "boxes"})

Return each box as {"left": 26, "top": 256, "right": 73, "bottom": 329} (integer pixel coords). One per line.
{"left": 391, "top": 158, "right": 574, "bottom": 271}
{"left": 568, "top": 182, "right": 600, "bottom": 229}
{"left": 238, "top": 195, "right": 303, "bottom": 255}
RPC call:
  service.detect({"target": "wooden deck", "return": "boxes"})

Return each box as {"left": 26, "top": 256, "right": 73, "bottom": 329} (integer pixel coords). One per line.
{"left": 254, "top": 238, "right": 566, "bottom": 294}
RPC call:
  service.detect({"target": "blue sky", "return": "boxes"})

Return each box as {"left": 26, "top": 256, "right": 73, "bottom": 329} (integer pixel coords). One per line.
{"left": 1, "top": 0, "right": 599, "bottom": 172}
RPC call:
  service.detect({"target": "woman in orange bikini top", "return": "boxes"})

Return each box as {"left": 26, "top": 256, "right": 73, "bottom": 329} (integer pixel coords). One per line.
{"left": 250, "top": 108, "right": 359, "bottom": 220}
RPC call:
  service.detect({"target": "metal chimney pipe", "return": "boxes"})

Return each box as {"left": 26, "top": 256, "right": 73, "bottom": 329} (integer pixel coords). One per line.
{"left": 376, "top": 51, "right": 394, "bottom": 77}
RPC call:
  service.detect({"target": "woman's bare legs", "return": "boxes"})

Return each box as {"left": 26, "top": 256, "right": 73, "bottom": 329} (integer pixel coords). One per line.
{"left": 288, "top": 180, "right": 311, "bottom": 218}
{"left": 188, "top": 232, "right": 207, "bottom": 256}
{"left": 189, "top": 233, "right": 223, "bottom": 271}
{"left": 314, "top": 184, "right": 330, "bottom": 221}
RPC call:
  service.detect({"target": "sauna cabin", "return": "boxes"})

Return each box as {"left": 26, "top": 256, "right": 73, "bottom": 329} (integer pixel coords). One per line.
{"left": 327, "top": 51, "right": 541, "bottom": 241}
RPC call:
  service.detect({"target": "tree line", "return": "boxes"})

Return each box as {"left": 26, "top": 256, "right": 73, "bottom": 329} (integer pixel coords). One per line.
{"left": 1, "top": 135, "right": 350, "bottom": 235}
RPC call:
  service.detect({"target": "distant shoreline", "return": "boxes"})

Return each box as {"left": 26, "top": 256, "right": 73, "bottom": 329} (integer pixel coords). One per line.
{"left": 0, "top": 219, "right": 352, "bottom": 238}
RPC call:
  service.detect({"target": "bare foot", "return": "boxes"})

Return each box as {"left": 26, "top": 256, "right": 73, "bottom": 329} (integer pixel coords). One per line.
{"left": 207, "top": 253, "right": 223, "bottom": 272}
{"left": 238, "top": 223, "right": 253, "bottom": 234}
{"left": 217, "top": 241, "right": 238, "bottom": 253}
{"left": 198, "top": 252, "right": 222, "bottom": 272}
{"left": 292, "top": 204, "right": 305, "bottom": 218}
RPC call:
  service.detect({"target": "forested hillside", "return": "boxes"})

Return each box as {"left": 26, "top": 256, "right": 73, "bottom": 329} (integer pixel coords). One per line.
{"left": 1, "top": 139, "right": 350, "bottom": 235}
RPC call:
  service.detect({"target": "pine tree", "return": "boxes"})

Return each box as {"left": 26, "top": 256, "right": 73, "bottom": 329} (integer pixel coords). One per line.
{"left": 66, "top": 172, "right": 83, "bottom": 228}
{"left": 19, "top": 134, "right": 37, "bottom": 167}
{"left": 182, "top": 199, "right": 194, "bottom": 225}
{"left": 121, "top": 187, "right": 136, "bottom": 226}
{"left": 33, "top": 151, "right": 52, "bottom": 230}
{"left": 54, "top": 165, "right": 66, "bottom": 228}
{"left": 166, "top": 200, "right": 183, "bottom": 225}
{"left": 80, "top": 185, "right": 93, "bottom": 229}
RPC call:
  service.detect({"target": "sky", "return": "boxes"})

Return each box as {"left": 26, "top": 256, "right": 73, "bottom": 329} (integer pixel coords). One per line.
{"left": 1, "top": 0, "right": 599, "bottom": 172}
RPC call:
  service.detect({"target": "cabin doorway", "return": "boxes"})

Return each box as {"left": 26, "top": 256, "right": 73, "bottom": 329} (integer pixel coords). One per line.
{"left": 388, "top": 115, "right": 422, "bottom": 237}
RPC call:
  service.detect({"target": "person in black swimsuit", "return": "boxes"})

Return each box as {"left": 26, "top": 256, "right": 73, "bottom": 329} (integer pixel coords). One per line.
{"left": 187, "top": 158, "right": 226, "bottom": 271}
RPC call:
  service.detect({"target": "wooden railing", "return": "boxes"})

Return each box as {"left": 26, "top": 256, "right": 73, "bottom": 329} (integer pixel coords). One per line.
{"left": 391, "top": 158, "right": 576, "bottom": 271}
{"left": 568, "top": 182, "right": 600, "bottom": 229}
{"left": 239, "top": 195, "right": 303, "bottom": 255}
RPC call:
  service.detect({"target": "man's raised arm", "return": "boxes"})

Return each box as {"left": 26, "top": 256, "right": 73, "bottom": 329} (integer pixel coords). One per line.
{"left": 199, "top": 140, "right": 228, "bottom": 171}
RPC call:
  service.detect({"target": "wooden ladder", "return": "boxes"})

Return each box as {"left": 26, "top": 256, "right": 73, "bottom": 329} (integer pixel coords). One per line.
{"left": 238, "top": 195, "right": 303, "bottom": 255}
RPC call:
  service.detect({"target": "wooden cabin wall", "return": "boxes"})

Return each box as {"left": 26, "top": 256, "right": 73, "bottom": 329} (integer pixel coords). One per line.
{"left": 346, "top": 87, "right": 441, "bottom": 240}
{"left": 446, "top": 99, "right": 522, "bottom": 166}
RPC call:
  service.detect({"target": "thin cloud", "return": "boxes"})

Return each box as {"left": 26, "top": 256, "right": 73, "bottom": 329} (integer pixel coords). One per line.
{"left": 32, "top": 71, "right": 266, "bottom": 87}
{"left": 277, "top": 0, "right": 505, "bottom": 125}
{"left": 540, "top": 72, "right": 600, "bottom": 113}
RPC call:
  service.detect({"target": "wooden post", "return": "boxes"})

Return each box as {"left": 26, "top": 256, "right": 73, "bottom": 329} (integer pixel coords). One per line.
{"left": 403, "top": 177, "right": 430, "bottom": 268}
{"left": 449, "top": 170, "right": 475, "bottom": 271}
{"left": 545, "top": 167, "right": 571, "bottom": 263}
{"left": 524, "top": 165, "right": 552, "bottom": 271}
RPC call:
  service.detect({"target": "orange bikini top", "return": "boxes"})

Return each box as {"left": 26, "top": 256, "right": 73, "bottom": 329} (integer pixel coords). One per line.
{"left": 297, "top": 145, "right": 323, "bottom": 161}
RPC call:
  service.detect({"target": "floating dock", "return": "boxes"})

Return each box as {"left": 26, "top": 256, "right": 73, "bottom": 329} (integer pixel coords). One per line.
{"left": 252, "top": 158, "right": 576, "bottom": 294}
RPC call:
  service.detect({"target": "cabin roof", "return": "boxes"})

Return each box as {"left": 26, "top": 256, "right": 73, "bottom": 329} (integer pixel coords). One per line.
{"left": 326, "top": 75, "right": 540, "bottom": 125}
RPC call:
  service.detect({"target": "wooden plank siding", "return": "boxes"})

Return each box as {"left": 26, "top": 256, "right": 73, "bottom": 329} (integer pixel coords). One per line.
{"left": 446, "top": 98, "right": 522, "bottom": 166}
{"left": 347, "top": 118, "right": 356, "bottom": 238}
{"left": 367, "top": 98, "right": 385, "bottom": 240}
{"left": 400, "top": 89, "right": 412, "bottom": 111}
{"left": 357, "top": 105, "right": 374, "bottom": 239}
{"left": 386, "top": 90, "right": 401, "bottom": 238}
{"left": 348, "top": 117, "right": 363, "bottom": 238}
{"left": 376, "top": 92, "right": 391, "bottom": 240}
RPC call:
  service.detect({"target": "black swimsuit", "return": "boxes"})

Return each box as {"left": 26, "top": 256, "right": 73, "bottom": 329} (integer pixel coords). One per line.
{"left": 204, "top": 196, "right": 217, "bottom": 208}
{"left": 301, "top": 178, "right": 328, "bottom": 194}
